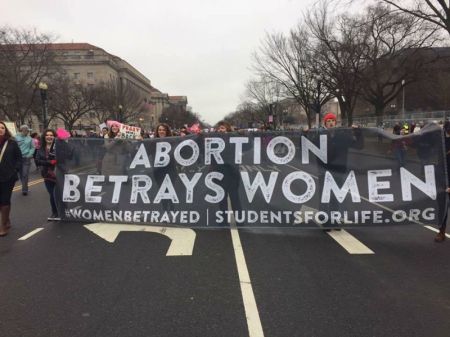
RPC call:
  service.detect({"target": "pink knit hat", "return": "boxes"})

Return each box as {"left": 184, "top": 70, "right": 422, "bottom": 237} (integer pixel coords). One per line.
{"left": 56, "top": 128, "right": 71, "bottom": 140}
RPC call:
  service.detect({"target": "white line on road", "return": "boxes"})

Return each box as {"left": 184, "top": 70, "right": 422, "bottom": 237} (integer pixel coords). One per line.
{"left": 84, "top": 223, "right": 196, "bottom": 256}
{"left": 229, "top": 207, "right": 265, "bottom": 337}
{"left": 327, "top": 229, "right": 375, "bottom": 254}
{"left": 424, "top": 226, "right": 450, "bottom": 238}
{"left": 299, "top": 205, "right": 375, "bottom": 255}
{"left": 18, "top": 228, "right": 44, "bottom": 241}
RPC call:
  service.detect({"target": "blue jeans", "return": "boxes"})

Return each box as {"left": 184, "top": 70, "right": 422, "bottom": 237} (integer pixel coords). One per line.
{"left": 20, "top": 157, "right": 31, "bottom": 193}
{"left": 44, "top": 180, "right": 57, "bottom": 215}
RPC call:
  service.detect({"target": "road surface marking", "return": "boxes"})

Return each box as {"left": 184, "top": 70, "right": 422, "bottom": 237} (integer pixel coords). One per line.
{"left": 84, "top": 223, "right": 196, "bottom": 256}
{"left": 327, "top": 229, "right": 375, "bottom": 254}
{"left": 13, "top": 178, "right": 45, "bottom": 191}
{"left": 300, "top": 205, "right": 375, "bottom": 254}
{"left": 18, "top": 228, "right": 44, "bottom": 240}
{"left": 229, "top": 202, "right": 265, "bottom": 337}
{"left": 13, "top": 164, "right": 94, "bottom": 192}
{"left": 424, "top": 225, "right": 450, "bottom": 238}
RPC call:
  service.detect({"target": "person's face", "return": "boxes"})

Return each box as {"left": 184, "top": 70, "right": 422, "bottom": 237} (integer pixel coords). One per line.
{"left": 325, "top": 119, "right": 336, "bottom": 129}
{"left": 45, "top": 131, "right": 55, "bottom": 145}
{"left": 21, "top": 128, "right": 29, "bottom": 136}
{"left": 217, "top": 125, "right": 228, "bottom": 133}
{"left": 111, "top": 125, "right": 119, "bottom": 133}
{"left": 0, "top": 124, "right": 6, "bottom": 136}
{"left": 158, "top": 126, "right": 167, "bottom": 137}
{"left": 102, "top": 128, "right": 108, "bottom": 135}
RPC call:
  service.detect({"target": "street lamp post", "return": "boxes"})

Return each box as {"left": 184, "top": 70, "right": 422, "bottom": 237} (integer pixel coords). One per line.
{"left": 117, "top": 105, "right": 123, "bottom": 123}
{"left": 38, "top": 82, "right": 48, "bottom": 130}
{"left": 401, "top": 79, "right": 405, "bottom": 121}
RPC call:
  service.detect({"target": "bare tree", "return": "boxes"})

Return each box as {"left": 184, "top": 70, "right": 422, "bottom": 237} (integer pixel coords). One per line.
{"left": 307, "top": 1, "right": 367, "bottom": 125}
{"left": 252, "top": 25, "right": 330, "bottom": 128}
{"left": 224, "top": 101, "right": 261, "bottom": 129}
{"left": 378, "top": 0, "right": 450, "bottom": 37}
{"left": 0, "top": 26, "right": 60, "bottom": 125}
{"left": 159, "top": 103, "right": 198, "bottom": 129}
{"left": 96, "top": 78, "right": 145, "bottom": 124}
{"left": 245, "top": 77, "right": 285, "bottom": 122}
{"left": 356, "top": 4, "right": 441, "bottom": 122}
{"left": 48, "top": 74, "right": 99, "bottom": 130}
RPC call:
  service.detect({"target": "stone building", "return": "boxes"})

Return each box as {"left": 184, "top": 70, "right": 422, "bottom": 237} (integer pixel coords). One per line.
{"left": 33, "top": 43, "right": 187, "bottom": 132}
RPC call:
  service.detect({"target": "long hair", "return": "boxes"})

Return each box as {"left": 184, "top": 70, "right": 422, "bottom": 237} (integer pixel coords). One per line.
{"left": 155, "top": 123, "right": 172, "bottom": 137}
{"left": 0, "top": 121, "right": 13, "bottom": 140}
{"left": 108, "top": 125, "right": 119, "bottom": 139}
{"left": 40, "top": 129, "right": 56, "bottom": 148}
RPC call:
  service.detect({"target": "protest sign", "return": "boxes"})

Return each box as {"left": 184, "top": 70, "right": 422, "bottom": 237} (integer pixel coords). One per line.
{"left": 4, "top": 121, "right": 17, "bottom": 137}
{"left": 55, "top": 125, "right": 447, "bottom": 228}
{"left": 107, "top": 120, "right": 141, "bottom": 139}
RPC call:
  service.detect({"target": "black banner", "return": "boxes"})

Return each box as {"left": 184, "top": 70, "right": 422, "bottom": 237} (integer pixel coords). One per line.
{"left": 55, "top": 124, "right": 447, "bottom": 228}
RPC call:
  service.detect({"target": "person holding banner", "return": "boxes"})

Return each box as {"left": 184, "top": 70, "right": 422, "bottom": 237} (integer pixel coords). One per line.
{"left": 435, "top": 121, "right": 450, "bottom": 242}
{"left": 102, "top": 122, "right": 131, "bottom": 176}
{"left": 95, "top": 127, "right": 108, "bottom": 174}
{"left": 319, "top": 113, "right": 364, "bottom": 231}
{"left": 214, "top": 121, "right": 241, "bottom": 224}
{"left": 0, "top": 121, "right": 22, "bottom": 236}
{"left": 153, "top": 123, "right": 177, "bottom": 211}
{"left": 35, "top": 129, "right": 60, "bottom": 221}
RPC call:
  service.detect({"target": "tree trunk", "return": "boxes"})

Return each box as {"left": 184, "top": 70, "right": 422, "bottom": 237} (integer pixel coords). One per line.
{"left": 375, "top": 104, "right": 385, "bottom": 126}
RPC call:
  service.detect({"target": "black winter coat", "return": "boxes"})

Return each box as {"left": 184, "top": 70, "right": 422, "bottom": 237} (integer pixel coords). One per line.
{"left": 35, "top": 144, "right": 56, "bottom": 182}
{"left": 0, "top": 139, "right": 22, "bottom": 182}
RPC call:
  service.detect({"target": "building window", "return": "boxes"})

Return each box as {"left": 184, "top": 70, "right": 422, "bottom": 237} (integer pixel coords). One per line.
{"left": 74, "top": 73, "right": 80, "bottom": 79}
{"left": 87, "top": 72, "right": 94, "bottom": 79}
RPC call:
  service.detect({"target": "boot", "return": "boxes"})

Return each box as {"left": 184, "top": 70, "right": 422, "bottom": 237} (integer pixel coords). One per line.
{"left": 3, "top": 205, "right": 11, "bottom": 229}
{"left": 434, "top": 230, "right": 446, "bottom": 243}
{"left": 0, "top": 205, "right": 10, "bottom": 236}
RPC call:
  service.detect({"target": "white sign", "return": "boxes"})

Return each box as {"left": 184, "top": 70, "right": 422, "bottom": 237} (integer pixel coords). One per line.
{"left": 107, "top": 120, "right": 141, "bottom": 139}
{"left": 4, "top": 121, "right": 17, "bottom": 137}
{"left": 119, "top": 123, "right": 141, "bottom": 139}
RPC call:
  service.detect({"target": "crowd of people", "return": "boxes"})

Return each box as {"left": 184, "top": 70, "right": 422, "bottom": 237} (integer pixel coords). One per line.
{"left": 0, "top": 115, "right": 448, "bottom": 242}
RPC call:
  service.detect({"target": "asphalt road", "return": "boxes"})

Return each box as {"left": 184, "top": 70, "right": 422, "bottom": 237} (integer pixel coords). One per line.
{"left": 1, "top": 170, "right": 449, "bottom": 337}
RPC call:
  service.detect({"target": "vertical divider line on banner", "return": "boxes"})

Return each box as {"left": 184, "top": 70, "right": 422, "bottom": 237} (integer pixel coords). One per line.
{"left": 229, "top": 197, "right": 265, "bottom": 337}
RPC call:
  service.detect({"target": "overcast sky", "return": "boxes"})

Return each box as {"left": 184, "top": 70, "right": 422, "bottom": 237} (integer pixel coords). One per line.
{"left": 2, "top": 0, "right": 323, "bottom": 125}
